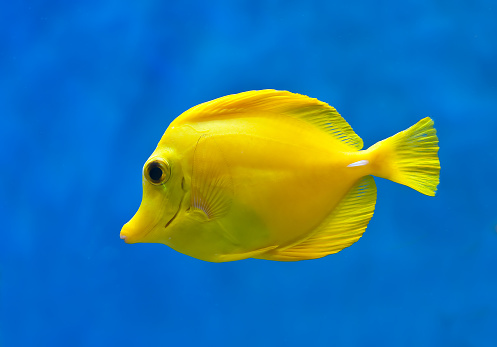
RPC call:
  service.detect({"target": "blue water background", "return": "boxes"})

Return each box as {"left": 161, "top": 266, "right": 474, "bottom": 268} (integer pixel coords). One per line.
{"left": 1, "top": 1, "right": 496, "bottom": 346}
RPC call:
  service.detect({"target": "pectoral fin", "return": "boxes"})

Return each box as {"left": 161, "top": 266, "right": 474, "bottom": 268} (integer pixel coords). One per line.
{"left": 191, "top": 135, "right": 233, "bottom": 220}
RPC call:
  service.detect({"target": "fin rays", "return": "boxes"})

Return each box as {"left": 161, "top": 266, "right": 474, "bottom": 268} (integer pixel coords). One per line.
{"left": 256, "top": 176, "right": 377, "bottom": 261}
{"left": 191, "top": 135, "right": 233, "bottom": 220}
{"left": 177, "top": 90, "right": 363, "bottom": 150}
{"left": 369, "top": 117, "right": 440, "bottom": 196}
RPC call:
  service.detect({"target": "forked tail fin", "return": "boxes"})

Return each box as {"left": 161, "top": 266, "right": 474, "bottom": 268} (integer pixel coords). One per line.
{"left": 368, "top": 117, "right": 440, "bottom": 196}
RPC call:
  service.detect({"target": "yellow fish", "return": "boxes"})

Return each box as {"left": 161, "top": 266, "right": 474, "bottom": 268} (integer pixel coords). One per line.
{"left": 120, "top": 90, "right": 440, "bottom": 262}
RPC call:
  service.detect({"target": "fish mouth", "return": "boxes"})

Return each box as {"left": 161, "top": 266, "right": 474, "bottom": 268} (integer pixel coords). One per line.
{"left": 120, "top": 181, "right": 186, "bottom": 243}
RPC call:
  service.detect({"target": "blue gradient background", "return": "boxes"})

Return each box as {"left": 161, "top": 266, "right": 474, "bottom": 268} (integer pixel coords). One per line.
{"left": 1, "top": 1, "right": 496, "bottom": 346}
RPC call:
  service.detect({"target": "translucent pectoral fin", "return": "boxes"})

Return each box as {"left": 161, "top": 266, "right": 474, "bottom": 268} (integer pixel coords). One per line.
{"left": 191, "top": 135, "right": 233, "bottom": 220}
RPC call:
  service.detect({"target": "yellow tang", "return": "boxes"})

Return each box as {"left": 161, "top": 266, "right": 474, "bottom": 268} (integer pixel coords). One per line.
{"left": 120, "top": 90, "right": 440, "bottom": 262}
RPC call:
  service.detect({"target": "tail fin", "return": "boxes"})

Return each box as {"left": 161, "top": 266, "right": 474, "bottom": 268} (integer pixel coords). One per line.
{"left": 368, "top": 117, "right": 440, "bottom": 196}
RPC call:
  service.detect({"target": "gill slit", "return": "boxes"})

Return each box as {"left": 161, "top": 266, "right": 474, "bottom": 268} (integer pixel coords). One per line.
{"left": 165, "top": 191, "right": 185, "bottom": 229}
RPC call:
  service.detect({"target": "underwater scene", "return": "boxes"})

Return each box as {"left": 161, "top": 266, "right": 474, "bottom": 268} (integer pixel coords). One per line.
{"left": 1, "top": 0, "right": 496, "bottom": 346}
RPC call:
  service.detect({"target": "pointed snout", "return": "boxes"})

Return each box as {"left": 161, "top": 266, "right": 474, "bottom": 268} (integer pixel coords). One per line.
{"left": 120, "top": 223, "right": 139, "bottom": 244}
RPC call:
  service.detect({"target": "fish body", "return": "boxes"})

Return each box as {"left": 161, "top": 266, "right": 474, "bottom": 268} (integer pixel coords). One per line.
{"left": 120, "top": 90, "right": 440, "bottom": 262}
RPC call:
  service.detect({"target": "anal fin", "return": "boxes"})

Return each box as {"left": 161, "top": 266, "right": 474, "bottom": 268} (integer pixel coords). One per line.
{"left": 256, "top": 176, "right": 377, "bottom": 261}
{"left": 216, "top": 245, "right": 278, "bottom": 262}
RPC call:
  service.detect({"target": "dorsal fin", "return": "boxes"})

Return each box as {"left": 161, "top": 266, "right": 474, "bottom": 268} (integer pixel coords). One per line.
{"left": 175, "top": 90, "right": 363, "bottom": 150}
{"left": 255, "top": 175, "right": 377, "bottom": 261}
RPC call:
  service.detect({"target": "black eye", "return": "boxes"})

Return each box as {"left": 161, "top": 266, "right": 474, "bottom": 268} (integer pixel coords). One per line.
{"left": 149, "top": 166, "right": 163, "bottom": 182}
{"left": 144, "top": 159, "right": 170, "bottom": 185}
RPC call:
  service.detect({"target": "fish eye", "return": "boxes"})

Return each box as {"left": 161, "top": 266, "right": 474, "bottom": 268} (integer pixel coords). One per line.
{"left": 144, "top": 159, "right": 171, "bottom": 185}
